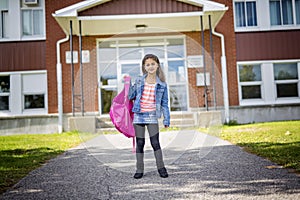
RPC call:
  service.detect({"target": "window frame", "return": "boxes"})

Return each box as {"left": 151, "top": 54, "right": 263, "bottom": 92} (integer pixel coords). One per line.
{"left": 273, "top": 62, "right": 300, "bottom": 99}
{"left": 20, "top": 0, "right": 45, "bottom": 38}
{"left": 237, "top": 63, "right": 264, "bottom": 103}
{"left": 21, "top": 8, "right": 44, "bottom": 36}
{"left": 0, "top": 70, "right": 48, "bottom": 116}
{"left": 234, "top": 0, "right": 258, "bottom": 29}
{"left": 0, "top": 0, "right": 8, "bottom": 38}
{"left": 237, "top": 60, "right": 300, "bottom": 106}
{"left": 0, "top": 75, "right": 10, "bottom": 111}
{"left": 235, "top": 0, "right": 300, "bottom": 32}
{"left": 269, "top": 0, "right": 300, "bottom": 26}
{"left": 23, "top": 93, "right": 45, "bottom": 110}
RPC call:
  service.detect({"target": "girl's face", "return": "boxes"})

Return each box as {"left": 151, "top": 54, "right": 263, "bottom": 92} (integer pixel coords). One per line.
{"left": 144, "top": 58, "right": 158, "bottom": 75}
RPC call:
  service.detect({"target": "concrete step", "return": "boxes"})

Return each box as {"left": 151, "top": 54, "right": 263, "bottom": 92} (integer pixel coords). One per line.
{"left": 96, "top": 112, "right": 196, "bottom": 131}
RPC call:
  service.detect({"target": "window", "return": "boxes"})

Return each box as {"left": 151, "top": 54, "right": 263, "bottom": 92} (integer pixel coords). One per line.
{"left": 0, "top": 75, "right": 10, "bottom": 110}
{"left": 22, "top": 9, "right": 43, "bottom": 36}
{"left": 0, "top": 71, "right": 47, "bottom": 115}
{"left": 238, "top": 64, "right": 262, "bottom": 99}
{"left": 22, "top": 73, "right": 46, "bottom": 110}
{"left": 238, "top": 61, "right": 300, "bottom": 106}
{"left": 0, "top": 0, "right": 8, "bottom": 38}
{"left": 274, "top": 63, "right": 299, "bottom": 98}
{"left": 21, "top": 0, "right": 44, "bottom": 37}
{"left": 24, "top": 94, "right": 45, "bottom": 109}
{"left": 98, "top": 37, "right": 188, "bottom": 114}
{"left": 234, "top": 1, "right": 257, "bottom": 27}
{"left": 296, "top": 0, "right": 300, "bottom": 24}
{"left": 270, "top": 0, "right": 300, "bottom": 25}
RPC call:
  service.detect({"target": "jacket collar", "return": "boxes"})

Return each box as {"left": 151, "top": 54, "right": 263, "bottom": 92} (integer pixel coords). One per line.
{"left": 142, "top": 74, "right": 166, "bottom": 86}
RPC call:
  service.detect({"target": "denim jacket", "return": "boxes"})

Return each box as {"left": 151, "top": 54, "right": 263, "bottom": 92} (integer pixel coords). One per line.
{"left": 128, "top": 74, "right": 170, "bottom": 126}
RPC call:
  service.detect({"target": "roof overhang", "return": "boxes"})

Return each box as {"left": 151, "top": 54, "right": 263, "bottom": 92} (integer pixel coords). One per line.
{"left": 52, "top": 0, "right": 228, "bottom": 36}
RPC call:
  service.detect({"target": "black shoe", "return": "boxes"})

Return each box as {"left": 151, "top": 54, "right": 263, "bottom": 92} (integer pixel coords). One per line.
{"left": 134, "top": 173, "right": 143, "bottom": 179}
{"left": 158, "top": 167, "right": 168, "bottom": 178}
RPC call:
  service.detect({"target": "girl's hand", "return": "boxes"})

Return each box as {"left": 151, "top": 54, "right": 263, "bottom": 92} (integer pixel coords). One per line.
{"left": 164, "top": 125, "right": 169, "bottom": 128}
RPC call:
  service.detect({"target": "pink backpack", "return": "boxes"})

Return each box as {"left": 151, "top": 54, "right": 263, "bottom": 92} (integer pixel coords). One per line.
{"left": 109, "top": 76, "right": 135, "bottom": 151}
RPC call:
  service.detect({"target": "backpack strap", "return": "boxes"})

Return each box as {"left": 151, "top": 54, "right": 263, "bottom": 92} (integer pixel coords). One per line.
{"left": 132, "top": 138, "right": 136, "bottom": 153}
{"left": 124, "top": 76, "right": 136, "bottom": 153}
{"left": 124, "top": 76, "right": 131, "bottom": 102}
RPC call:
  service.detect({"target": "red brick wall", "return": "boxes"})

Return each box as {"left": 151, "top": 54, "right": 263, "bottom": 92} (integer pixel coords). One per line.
{"left": 185, "top": 31, "right": 224, "bottom": 108}
{"left": 46, "top": 0, "right": 82, "bottom": 114}
{"left": 214, "top": 0, "right": 239, "bottom": 106}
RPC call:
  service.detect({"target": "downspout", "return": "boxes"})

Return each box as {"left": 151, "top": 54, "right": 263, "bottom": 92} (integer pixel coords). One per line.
{"left": 56, "top": 34, "right": 69, "bottom": 133}
{"left": 212, "top": 29, "right": 230, "bottom": 124}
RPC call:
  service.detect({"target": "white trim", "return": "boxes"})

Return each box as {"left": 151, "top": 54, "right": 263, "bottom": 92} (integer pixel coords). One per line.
{"left": 53, "top": 0, "right": 227, "bottom": 17}
{"left": 235, "top": 25, "right": 300, "bottom": 32}
{"left": 78, "top": 11, "right": 204, "bottom": 21}
{"left": 0, "top": 37, "right": 46, "bottom": 42}
{"left": 96, "top": 35, "right": 185, "bottom": 42}
{"left": 0, "top": 70, "right": 46, "bottom": 75}
{"left": 237, "top": 59, "right": 300, "bottom": 65}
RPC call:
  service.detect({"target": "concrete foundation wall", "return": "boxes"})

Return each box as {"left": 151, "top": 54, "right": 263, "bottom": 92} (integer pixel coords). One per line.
{"left": 0, "top": 115, "right": 58, "bottom": 135}
{"left": 68, "top": 116, "right": 96, "bottom": 133}
{"left": 1, "top": 105, "right": 299, "bottom": 135}
{"left": 229, "top": 105, "right": 300, "bottom": 124}
{"left": 197, "top": 111, "right": 222, "bottom": 128}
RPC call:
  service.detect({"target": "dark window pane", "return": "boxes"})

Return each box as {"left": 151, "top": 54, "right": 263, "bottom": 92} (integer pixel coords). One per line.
{"left": 101, "top": 88, "right": 116, "bottom": 114}
{"left": 246, "top": 2, "right": 257, "bottom": 26}
{"left": 282, "top": 0, "right": 294, "bottom": 25}
{"left": 270, "top": 0, "right": 281, "bottom": 25}
{"left": 0, "top": 96, "right": 9, "bottom": 110}
{"left": 239, "top": 64, "right": 261, "bottom": 82}
{"left": 24, "top": 94, "right": 45, "bottom": 109}
{"left": 235, "top": 2, "right": 246, "bottom": 27}
{"left": 274, "top": 63, "right": 298, "bottom": 80}
{"left": 0, "top": 76, "right": 10, "bottom": 93}
{"left": 242, "top": 85, "right": 261, "bottom": 99}
{"left": 296, "top": 0, "right": 300, "bottom": 24}
{"left": 276, "top": 83, "right": 298, "bottom": 97}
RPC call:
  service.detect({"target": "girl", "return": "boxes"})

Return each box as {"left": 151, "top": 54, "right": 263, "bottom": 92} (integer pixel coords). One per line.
{"left": 128, "top": 54, "right": 170, "bottom": 179}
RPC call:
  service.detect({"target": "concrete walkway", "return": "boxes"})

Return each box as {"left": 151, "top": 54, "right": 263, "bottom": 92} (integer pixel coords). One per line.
{"left": 1, "top": 130, "right": 299, "bottom": 200}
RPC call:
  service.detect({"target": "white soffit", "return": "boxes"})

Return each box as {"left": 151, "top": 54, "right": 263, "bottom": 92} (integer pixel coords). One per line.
{"left": 52, "top": 0, "right": 228, "bottom": 35}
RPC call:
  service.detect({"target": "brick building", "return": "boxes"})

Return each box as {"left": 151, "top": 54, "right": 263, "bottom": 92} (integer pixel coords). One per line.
{"left": 0, "top": 0, "right": 300, "bottom": 134}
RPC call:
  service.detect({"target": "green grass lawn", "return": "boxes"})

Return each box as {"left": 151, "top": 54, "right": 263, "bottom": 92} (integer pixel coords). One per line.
{"left": 0, "top": 131, "right": 96, "bottom": 194}
{"left": 219, "top": 120, "right": 300, "bottom": 173}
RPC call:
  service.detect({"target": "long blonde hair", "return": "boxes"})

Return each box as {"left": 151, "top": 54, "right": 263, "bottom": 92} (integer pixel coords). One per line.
{"left": 141, "top": 54, "right": 166, "bottom": 82}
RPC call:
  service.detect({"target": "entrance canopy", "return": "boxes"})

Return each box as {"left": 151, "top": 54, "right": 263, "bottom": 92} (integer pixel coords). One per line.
{"left": 52, "top": 0, "right": 228, "bottom": 35}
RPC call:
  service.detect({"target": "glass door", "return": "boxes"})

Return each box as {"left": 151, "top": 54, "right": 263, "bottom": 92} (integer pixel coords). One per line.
{"left": 121, "top": 62, "right": 141, "bottom": 83}
{"left": 98, "top": 37, "right": 189, "bottom": 114}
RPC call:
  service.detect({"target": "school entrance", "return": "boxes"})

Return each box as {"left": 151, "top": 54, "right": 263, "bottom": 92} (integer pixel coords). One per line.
{"left": 98, "top": 36, "right": 189, "bottom": 114}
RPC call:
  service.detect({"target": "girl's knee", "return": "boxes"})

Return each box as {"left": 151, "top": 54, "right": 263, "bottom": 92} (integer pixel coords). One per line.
{"left": 150, "top": 137, "right": 161, "bottom": 151}
{"left": 136, "top": 138, "right": 145, "bottom": 147}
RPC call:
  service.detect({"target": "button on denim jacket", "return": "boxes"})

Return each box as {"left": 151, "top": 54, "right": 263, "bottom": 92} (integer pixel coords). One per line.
{"left": 128, "top": 74, "right": 170, "bottom": 126}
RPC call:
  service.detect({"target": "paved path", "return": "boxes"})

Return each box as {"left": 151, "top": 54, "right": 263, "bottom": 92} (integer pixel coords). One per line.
{"left": 1, "top": 130, "right": 299, "bottom": 200}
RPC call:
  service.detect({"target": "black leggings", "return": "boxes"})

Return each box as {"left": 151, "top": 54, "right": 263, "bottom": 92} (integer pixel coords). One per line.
{"left": 133, "top": 123, "right": 165, "bottom": 172}
{"left": 134, "top": 124, "right": 161, "bottom": 153}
